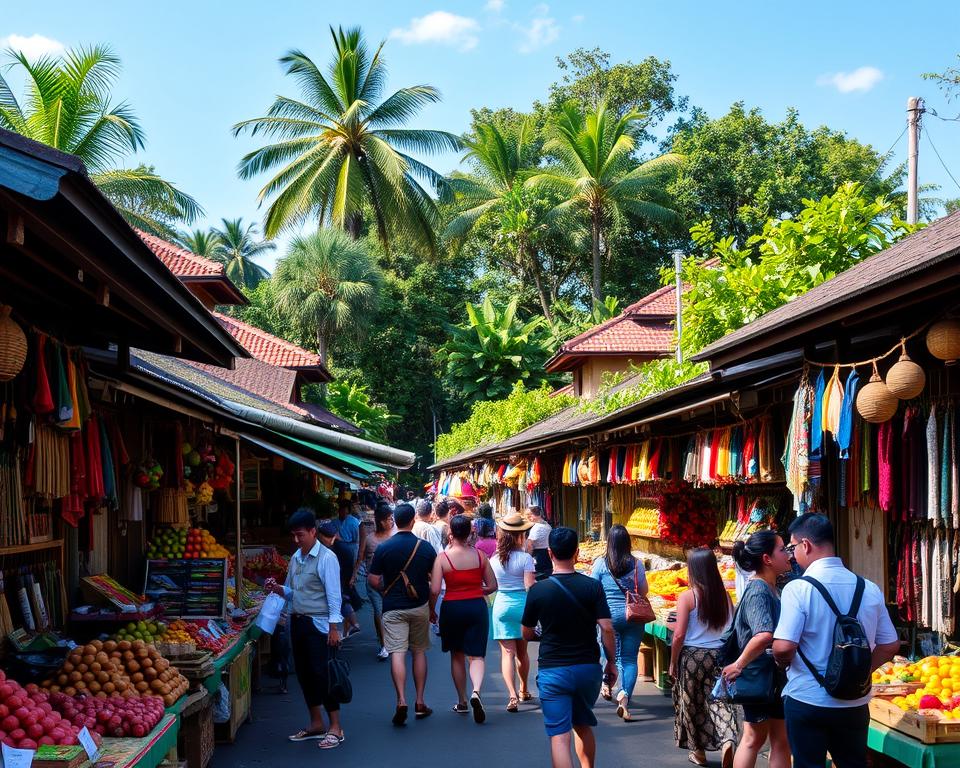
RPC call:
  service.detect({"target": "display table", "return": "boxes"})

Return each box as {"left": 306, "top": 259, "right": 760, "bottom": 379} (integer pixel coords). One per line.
{"left": 644, "top": 620, "right": 673, "bottom": 691}
{"left": 202, "top": 634, "right": 250, "bottom": 694}
{"left": 868, "top": 721, "right": 960, "bottom": 768}
{"left": 95, "top": 713, "right": 179, "bottom": 768}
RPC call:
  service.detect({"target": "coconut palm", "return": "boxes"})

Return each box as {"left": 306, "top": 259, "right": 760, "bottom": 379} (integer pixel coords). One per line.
{"left": 177, "top": 229, "right": 222, "bottom": 259}
{"left": 233, "top": 26, "right": 461, "bottom": 250}
{"left": 0, "top": 45, "right": 201, "bottom": 237}
{"left": 527, "top": 101, "right": 683, "bottom": 302}
{"left": 210, "top": 218, "right": 274, "bottom": 290}
{"left": 272, "top": 228, "right": 382, "bottom": 365}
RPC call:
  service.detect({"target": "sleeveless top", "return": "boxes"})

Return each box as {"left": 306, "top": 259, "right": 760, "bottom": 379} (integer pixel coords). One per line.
{"left": 684, "top": 592, "right": 732, "bottom": 649}
{"left": 289, "top": 547, "right": 331, "bottom": 617}
{"left": 442, "top": 550, "right": 485, "bottom": 601}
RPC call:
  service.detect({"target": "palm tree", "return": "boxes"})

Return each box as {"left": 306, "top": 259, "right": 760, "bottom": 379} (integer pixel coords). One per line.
{"left": 444, "top": 119, "right": 559, "bottom": 324}
{"left": 210, "top": 218, "right": 274, "bottom": 290}
{"left": 233, "top": 26, "right": 461, "bottom": 250}
{"left": 177, "top": 229, "right": 222, "bottom": 259}
{"left": 272, "top": 228, "right": 382, "bottom": 365}
{"left": 527, "top": 101, "right": 683, "bottom": 302}
{"left": 0, "top": 45, "right": 201, "bottom": 237}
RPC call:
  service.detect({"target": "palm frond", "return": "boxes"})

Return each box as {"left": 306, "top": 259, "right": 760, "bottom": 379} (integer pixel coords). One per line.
{"left": 365, "top": 85, "right": 441, "bottom": 127}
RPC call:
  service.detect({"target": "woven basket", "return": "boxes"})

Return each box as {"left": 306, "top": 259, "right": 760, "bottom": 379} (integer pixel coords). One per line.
{"left": 885, "top": 351, "right": 926, "bottom": 400}
{"left": 857, "top": 369, "right": 899, "bottom": 424}
{"left": 927, "top": 320, "right": 960, "bottom": 363}
{"left": 0, "top": 306, "right": 27, "bottom": 382}
{"left": 155, "top": 488, "right": 189, "bottom": 525}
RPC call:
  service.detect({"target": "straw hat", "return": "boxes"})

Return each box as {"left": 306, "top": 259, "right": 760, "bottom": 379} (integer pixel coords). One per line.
{"left": 497, "top": 512, "right": 534, "bottom": 532}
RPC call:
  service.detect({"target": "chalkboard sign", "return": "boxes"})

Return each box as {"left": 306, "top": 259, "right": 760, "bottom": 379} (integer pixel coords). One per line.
{"left": 143, "top": 559, "right": 227, "bottom": 619}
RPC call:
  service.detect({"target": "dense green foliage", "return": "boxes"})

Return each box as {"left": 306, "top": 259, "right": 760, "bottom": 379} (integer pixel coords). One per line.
{"left": 435, "top": 383, "right": 575, "bottom": 461}
{"left": 322, "top": 380, "right": 397, "bottom": 442}
{"left": 234, "top": 26, "right": 460, "bottom": 245}
{"left": 439, "top": 297, "right": 554, "bottom": 403}
{"left": 0, "top": 46, "right": 200, "bottom": 237}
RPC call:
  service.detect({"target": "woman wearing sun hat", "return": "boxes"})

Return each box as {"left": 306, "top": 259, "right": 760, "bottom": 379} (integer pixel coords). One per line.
{"left": 491, "top": 512, "right": 536, "bottom": 711}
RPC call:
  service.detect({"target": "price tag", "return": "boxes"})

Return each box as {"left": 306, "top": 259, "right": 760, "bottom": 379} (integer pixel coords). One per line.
{"left": 78, "top": 726, "right": 100, "bottom": 762}
{"left": 1, "top": 742, "right": 35, "bottom": 768}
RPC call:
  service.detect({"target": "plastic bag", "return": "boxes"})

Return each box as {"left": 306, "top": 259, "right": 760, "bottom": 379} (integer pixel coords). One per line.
{"left": 212, "top": 683, "right": 231, "bottom": 724}
{"left": 710, "top": 674, "right": 734, "bottom": 703}
{"left": 255, "top": 593, "right": 285, "bottom": 635}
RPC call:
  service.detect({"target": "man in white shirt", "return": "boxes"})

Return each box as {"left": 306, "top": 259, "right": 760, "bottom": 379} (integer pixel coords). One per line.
{"left": 773, "top": 514, "right": 899, "bottom": 768}
{"left": 525, "top": 505, "right": 553, "bottom": 581}
{"left": 412, "top": 500, "right": 444, "bottom": 552}
{"left": 265, "top": 508, "right": 345, "bottom": 748}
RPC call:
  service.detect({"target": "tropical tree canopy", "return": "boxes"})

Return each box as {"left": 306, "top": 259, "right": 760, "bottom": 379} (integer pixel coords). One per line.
{"left": 0, "top": 45, "right": 200, "bottom": 237}
{"left": 439, "top": 296, "right": 555, "bottom": 403}
{"left": 527, "top": 101, "right": 683, "bottom": 302}
{"left": 210, "top": 218, "right": 274, "bottom": 290}
{"left": 234, "top": 26, "right": 462, "bottom": 248}
{"left": 271, "top": 227, "right": 382, "bottom": 365}
{"left": 322, "top": 379, "right": 397, "bottom": 441}
{"left": 177, "top": 229, "right": 222, "bottom": 259}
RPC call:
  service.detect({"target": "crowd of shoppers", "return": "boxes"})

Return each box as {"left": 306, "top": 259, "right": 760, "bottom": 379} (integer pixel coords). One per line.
{"left": 271, "top": 497, "right": 899, "bottom": 768}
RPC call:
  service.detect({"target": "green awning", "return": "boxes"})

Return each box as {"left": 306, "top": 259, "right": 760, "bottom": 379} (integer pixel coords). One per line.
{"left": 267, "top": 429, "right": 386, "bottom": 475}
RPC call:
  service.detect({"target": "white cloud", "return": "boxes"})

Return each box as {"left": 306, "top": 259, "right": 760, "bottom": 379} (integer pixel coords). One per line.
{"left": 484, "top": 0, "right": 505, "bottom": 12}
{"left": 0, "top": 33, "right": 65, "bottom": 59}
{"left": 389, "top": 11, "right": 480, "bottom": 51}
{"left": 517, "top": 4, "right": 559, "bottom": 53}
{"left": 572, "top": 14, "right": 585, "bottom": 23}
{"left": 817, "top": 66, "right": 884, "bottom": 94}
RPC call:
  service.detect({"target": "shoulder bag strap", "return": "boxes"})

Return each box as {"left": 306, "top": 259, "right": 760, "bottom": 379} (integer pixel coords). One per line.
{"left": 800, "top": 576, "right": 842, "bottom": 617}
{"left": 848, "top": 576, "right": 866, "bottom": 617}
{"left": 384, "top": 539, "right": 422, "bottom": 595}
{"left": 549, "top": 576, "right": 593, "bottom": 624}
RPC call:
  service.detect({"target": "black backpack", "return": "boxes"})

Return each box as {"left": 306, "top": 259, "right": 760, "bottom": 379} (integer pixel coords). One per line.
{"left": 797, "top": 575, "right": 872, "bottom": 700}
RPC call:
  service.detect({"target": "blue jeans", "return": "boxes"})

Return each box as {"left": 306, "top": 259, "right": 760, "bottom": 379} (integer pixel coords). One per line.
{"left": 537, "top": 663, "right": 602, "bottom": 736}
{"left": 600, "top": 611, "right": 645, "bottom": 705}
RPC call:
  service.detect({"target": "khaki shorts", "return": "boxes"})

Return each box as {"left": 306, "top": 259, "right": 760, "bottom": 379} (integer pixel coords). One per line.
{"left": 382, "top": 603, "right": 432, "bottom": 653}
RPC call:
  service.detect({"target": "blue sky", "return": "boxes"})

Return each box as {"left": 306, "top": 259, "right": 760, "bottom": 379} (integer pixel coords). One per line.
{"left": 4, "top": 0, "right": 960, "bottom": 270}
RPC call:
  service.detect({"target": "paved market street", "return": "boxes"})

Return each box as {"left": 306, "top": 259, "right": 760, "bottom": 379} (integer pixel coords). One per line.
{"left": 214, "top": 609, "right": 693, "bottom": 768}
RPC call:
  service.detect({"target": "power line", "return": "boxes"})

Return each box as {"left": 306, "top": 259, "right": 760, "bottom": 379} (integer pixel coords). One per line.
{"left": 869, "top": 125, "right": 908, "bottom": 180}
{"left": 924, "top": 124, "right": 960, "bottom": 193}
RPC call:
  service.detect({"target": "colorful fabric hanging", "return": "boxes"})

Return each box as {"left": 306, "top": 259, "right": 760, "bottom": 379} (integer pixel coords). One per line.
{"left": 928, "top": 406, "right": 940, "bottom": 525}
{"left": 32, "top": 336, "right": 54, "bottom": 416}
{"left": 822, "top": 365, "right": 844, "bottom": 439}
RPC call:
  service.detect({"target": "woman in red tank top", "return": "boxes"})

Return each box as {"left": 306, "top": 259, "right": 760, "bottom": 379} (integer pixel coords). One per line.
{"left": 431, "top": 514, "right": 498, "bottom": 723}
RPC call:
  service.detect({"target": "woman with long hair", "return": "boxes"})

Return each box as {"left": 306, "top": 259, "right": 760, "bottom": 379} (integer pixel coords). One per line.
{"left": 360, "top": 503, "right": 395, "bottom": 660}
{"left": 669, "top": 547, "right": 737, "bottom": 768}
{"left": 490, "top": 513, "right": 536, "bottom": 712}
{"left": 724, "top": 531, "right": 792, "bottom": 768}
{"left": 590, "top": 524, "right": 648, "bottom": 721}
{"left": 431, "top": 515, "right": 498, "bottom": 723}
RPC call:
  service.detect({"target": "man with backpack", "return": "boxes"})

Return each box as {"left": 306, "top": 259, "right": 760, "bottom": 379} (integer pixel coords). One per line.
{"left": 772, "top": 514, "right": 900, "bottom": 768}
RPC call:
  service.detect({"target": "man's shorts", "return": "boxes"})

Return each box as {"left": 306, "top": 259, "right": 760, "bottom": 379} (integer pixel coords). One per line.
{"left": 382, "top": 603, "right": 432, "bottom": 653}
{"left": 536, "top": 663, "right": 602, "bottom": 736}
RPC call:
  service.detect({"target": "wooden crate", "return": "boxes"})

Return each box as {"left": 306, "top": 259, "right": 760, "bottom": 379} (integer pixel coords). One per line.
{"left": 215, "top": 644, "right": 252, "bottom": 743}
{"left": 180, "top": 694, "right": 214, "bottom": 768}
{"left": 869, "top": 698, "right": 960, "bottom": 744}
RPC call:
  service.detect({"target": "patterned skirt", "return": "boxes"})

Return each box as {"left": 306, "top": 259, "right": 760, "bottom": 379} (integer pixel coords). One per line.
{"left": 673, "top": 646, "right": 740, "bottom": 751}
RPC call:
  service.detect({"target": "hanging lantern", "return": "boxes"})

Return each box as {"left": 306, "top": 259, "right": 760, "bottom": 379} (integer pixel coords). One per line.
{"left": 885, "top": 342, "right": 926, "bottom": 400}
{"left": 856, "top": 363, "right": 899, "bottom": 424}
{"left": 0, "top": 306, "right": 27, "bottom": 382}
{"left": 926, "top": 319, "right": 960, "bottom": 363}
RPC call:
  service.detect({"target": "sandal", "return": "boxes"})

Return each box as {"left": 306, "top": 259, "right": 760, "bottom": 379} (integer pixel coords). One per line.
{"left": 506, "top": 697, "right": 519, "bottom": 712}
{"left": 318, "top": 733, "right": 343, "bottom": 750}
{"left": 288, "top": 729, "right": 325, "bottom": 742}
{"left": 615, "top": 691, "right": 633, "bottom": 721}
{"left": 688, "top": 752, "right": 708, "bottom": 767}
{"left": 519, "top": 691, "right": 534, "bottom": 702}
{"left": 600, "top": 683, "right": 612, "bottom": 701}
{"left": 452, "top": 702, "right": 469, "bottom": 714}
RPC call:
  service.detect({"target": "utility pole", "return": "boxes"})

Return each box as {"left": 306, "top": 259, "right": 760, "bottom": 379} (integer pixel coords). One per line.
{"left": 673, "top": 250, "right": 683, "bottom": 363}
{"left": 907, "top": 96, "right": 923, "bottom": 225}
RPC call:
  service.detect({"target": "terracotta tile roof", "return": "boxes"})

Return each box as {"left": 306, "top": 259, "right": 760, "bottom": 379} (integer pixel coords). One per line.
{"left": 622, "top": 284, "right": 680, "bottom": 317}
{"left": 563, "top": 318, "right": 674, "bottom": 355}
{"left": 212, "top": 312, "right": 328, "bottom": 375}
{"left": 135, "top": 230, "right": 226, "bottom": 278}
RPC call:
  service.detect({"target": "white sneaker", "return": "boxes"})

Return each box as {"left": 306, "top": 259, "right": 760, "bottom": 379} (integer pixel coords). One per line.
{"left": 377, "top": 647, "right": 389, "bottom": 660}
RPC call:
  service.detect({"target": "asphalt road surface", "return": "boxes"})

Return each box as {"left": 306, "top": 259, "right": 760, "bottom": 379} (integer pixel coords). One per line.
{"left": 213, "top": 609, "right": 708, "bottom": 768}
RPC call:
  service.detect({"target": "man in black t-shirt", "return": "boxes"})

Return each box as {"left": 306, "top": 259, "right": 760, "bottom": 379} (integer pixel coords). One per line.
{"left": 522, "top": 528, "right": 615, "bottom": 768}
{"left": 367, "top": 503, "right": 437, "bottom": 727}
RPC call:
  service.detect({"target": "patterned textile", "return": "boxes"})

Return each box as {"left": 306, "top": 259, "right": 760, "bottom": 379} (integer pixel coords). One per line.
{"left": 672, "top": 647, "right": 739, "bottom": 751}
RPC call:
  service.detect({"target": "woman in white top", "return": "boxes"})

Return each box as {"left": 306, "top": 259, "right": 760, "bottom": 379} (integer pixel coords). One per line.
{"left": 490, "top": 512, "right": 536, "bottom": 712}
{"left": 669, "top": 547, "right": 738, "bottom": 768}
{"left": 524, "top": 505, "right": 552, "bottom": 581}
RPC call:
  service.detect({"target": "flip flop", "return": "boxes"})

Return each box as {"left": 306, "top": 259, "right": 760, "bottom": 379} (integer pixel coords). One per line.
{"left": 288, "top": 729, "right": 325, "bottom": 742}
{"left": 318, "top": 733, "right": 344, "bottom": 750}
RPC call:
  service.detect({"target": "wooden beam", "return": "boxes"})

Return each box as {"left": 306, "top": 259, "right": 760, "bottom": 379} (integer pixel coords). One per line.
{"left": 97, "top": 285, "right": 110, "bottom": 307}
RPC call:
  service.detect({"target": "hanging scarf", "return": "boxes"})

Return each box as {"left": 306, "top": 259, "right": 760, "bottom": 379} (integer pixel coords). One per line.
{"left": 822, "top": 365, "right": 844, "bottom": 439}
{"left": 61, "top": 357, "right": 81, "bottom": 431}
{"left": 32, "top": 335, "right": 54, "bottom": 416}
{"left": 810, "top": 370, "right": 826, "bottom": 459}
{"left": 877, "top": 420, "right": 896, "bottom": 515}
{"left": 942, "top": 407, "right": 952, "bottom": 529}
{"left": 837, "top": 370, "right": 860, "bottom": 458}
{"left": 783, "top": 380, "right": 811, "bottom": 511}
{"left": 928, "top": 405, "right": 940, "bottom": 526}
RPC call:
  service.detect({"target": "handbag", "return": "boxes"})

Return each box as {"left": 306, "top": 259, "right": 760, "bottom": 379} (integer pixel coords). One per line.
{"left": 715, "top": 588, "right": 783, "bottom": 705}
{"left": 614, "top": 561, "right": 656, "bottom": 624}
{"left": 327, "top": 646, "right": 353, "bottom": 704}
